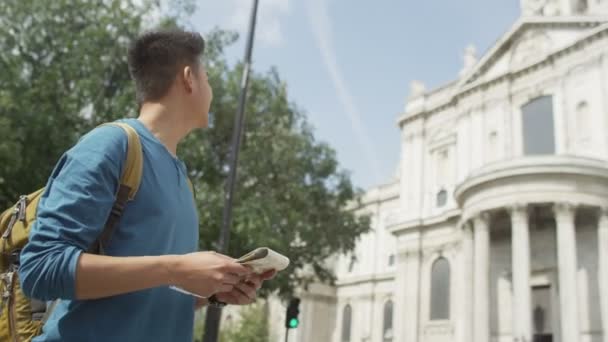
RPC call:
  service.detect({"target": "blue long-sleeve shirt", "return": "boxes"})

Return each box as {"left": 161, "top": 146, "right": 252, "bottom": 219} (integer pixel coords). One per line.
{"left": 19, "top": 118, "right": 199, "bottom": 342}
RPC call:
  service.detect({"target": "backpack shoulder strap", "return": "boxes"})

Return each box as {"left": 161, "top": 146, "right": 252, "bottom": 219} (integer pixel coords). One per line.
{"left": 89, "top": 122, "right": 143, "bottom": 255}
{"left": 104, "top": 122, "right": 143, "bottom": 199}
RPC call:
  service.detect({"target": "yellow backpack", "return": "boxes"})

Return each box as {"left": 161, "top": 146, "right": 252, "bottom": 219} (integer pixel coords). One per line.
{"left": 0, "top": 122, "right": 143, "bottom": 342}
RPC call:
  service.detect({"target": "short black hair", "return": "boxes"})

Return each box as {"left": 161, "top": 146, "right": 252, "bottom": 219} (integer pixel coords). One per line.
{"left": 128, "top": 29, "right": 205, "bottom": 104}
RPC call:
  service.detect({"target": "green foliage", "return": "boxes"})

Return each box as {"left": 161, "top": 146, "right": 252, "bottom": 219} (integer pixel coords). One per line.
{"left": 0, "top": 1, "right": 370, "bottom": 299}
{"left": 219, "top": 304, "right": 270, "bottom": 342}
{"left": 0, "top": 0, "right": 146, "bottom": 205}
{"left": 193, "top": 304, "right": 269, "bottom": 342}
{"left": 193, "top": 310, "right": 206, "bottom": 342}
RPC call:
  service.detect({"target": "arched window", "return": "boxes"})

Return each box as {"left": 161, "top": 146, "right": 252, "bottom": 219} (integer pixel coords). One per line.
{"left": 341, "top": 304, "right": 352, "bottom": 342}
{"left": 383, "top": 300, "right": 394, "bottom": 342}
{"left": 522, "top": 96, "right": 555, "bottom": 155}
{"left": 430, "top": 257, "right": 451, "bottom": 320}
{"left": 436, "top": 189, "right": 447, "bottom": 207}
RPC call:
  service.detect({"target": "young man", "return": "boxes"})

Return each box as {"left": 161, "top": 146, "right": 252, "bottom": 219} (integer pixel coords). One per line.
{"left": 18, "top": 29, "right": 272, "bottom": 341}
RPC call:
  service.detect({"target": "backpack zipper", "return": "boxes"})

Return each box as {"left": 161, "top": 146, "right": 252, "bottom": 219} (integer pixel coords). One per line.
{"left": 17, "top": 196, "right": 27, "bottom": 222}
{"left": 3, "top": 268, "right": 19, "bottom": 342}
{"left": 2, "top": 196, "right": 28, "bottom": 242}
{"left": 0, "top": 271, "right": 10, "bottom": 313}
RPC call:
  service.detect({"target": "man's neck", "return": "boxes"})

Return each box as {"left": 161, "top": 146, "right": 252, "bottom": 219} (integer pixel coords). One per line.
{"left": 137, "top": 103, "right": 190, "bottom": 157}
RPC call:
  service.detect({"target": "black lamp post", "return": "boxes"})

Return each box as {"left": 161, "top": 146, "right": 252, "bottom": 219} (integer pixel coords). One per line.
{"left": 201, "top": 0, "right": 260, "bottom": 341}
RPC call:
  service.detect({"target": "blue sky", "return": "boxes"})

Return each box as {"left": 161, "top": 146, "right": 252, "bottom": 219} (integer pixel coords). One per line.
{"left": 190, "top": 1, "right": 520, "bottom": 191}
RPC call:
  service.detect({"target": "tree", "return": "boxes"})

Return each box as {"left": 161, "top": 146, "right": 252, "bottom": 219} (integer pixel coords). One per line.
{"left": 0, "top": 1, "right": 370, "bottom": 300}
{"left": 0, "top": 0, "right": 147, "bottom": 206}
{"left": 219, "top": 303, "right": 270, "bottom": 342}
{"left": 194, "top": 303, "right": 269, "bottom": 342}
{"left": 184, "top": 30, "right": 370, "bottom": 297}
{"left": 0, "top": 0, "right": 188, "bottom": 205}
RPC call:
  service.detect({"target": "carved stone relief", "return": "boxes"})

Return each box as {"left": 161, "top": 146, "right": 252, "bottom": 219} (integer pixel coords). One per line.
{"left": 510, "top": 29, "right": 553, "bottom": 68}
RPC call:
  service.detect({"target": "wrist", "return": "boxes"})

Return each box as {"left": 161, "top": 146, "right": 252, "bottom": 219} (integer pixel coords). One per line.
{"left": 161, "top": 254, "right": 182, "bottom": 286}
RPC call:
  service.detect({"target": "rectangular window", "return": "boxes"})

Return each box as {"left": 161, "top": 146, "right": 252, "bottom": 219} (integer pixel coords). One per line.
{"left": 522, "top": 96, "right": 555, "bottom": 155}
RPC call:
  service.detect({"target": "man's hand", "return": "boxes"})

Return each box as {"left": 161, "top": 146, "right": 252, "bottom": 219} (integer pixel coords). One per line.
{"left": 214, "top": 269, "right": 276, "bottom": 305}
{"left": 170, "top": 251, "right": 251, "bottom": 299}
{"left": 71, "top": 251, "right": 253, "bottom": 301}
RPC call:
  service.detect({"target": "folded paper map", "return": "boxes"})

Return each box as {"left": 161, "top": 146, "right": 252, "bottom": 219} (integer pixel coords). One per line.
{"left": 237, "top": 247, "right": 290, "bottom": 274}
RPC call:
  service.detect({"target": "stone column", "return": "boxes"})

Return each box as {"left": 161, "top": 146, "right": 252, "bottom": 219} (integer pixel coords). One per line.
{"left": 598, "top": 207, "right": 608, "bottom": 342}
{"left": 462, "top": 222, "right": 474, "bottom": 342}
{"left": 405, "top": 248, "right": 422, "bottom": 342}
{"left": 473, "top": 213, "right": 491, "bottom": 342}
{"left": 393, "top": 254, "right": 406, "bottom": 342}
{"left": 553, "top": 203, "right": 579, "bottom": 342}
{"left": 396, "top": 239, "right": 422, "bottom": 342}
{"left": 510, "top": 204, "right": 532, "bottom": 342}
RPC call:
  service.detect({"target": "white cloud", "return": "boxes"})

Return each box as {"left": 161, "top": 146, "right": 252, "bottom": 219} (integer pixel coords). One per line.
{"left": 225, "top": 0, "right": 290, "bottom": 46}
{"left": 306, "top": 0, "right": 381, "bottom": 182}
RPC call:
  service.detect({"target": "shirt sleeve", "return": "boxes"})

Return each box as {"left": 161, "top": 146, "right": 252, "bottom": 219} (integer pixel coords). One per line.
{"left": 19, "top": 125, "right": 128, "bottom": 301}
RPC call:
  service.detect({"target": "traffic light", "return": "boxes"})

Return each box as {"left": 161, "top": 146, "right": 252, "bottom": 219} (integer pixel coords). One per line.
{"left": 285, "top": 297, "right": 301, "bottom": 329}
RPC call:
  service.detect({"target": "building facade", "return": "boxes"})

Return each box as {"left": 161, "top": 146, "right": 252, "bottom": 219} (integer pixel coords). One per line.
{"left": 282, "top": 1, "right": 608, "bottom": 342}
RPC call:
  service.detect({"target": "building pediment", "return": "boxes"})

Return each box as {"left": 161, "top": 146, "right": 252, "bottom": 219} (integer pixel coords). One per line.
{"left": 457, "top": 17, "right": 608, "bottom": 90}
{"left": 398, "top": 17, "right": 608, "bottom": 127}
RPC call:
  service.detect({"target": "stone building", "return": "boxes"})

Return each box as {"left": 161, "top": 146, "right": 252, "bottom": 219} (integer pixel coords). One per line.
{"left": 276, "top": 1, "right": 608, "bottom": 341}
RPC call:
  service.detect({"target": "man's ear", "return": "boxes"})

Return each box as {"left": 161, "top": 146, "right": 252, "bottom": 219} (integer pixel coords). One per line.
{"left": 182, "top": 66, "right": 195, "bottom": 94}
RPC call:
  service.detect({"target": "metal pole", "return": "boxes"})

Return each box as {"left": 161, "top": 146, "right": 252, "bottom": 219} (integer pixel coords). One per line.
{"left": 285, "top": 328, "right": 289, "bottom": 342}
{"left": 202, "top": 0, "right": 259, "bottom": 341}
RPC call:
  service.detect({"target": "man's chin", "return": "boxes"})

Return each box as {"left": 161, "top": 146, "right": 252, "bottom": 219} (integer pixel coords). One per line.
{"left": 197, "top": 119, "right": 209, "bottom": 129}
{"left": 191, "top": 115, "right": 207, "bottom": 129}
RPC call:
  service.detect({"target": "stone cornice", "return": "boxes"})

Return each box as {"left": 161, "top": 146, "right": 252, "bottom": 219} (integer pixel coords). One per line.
{"left": 359, "top": 181, "right": 400, "bottom": 206}
{"left": 454, "top": 155, "right": 608, "bottom": 207}
{"left": 388, "top": 208, "right": 461, "bottom": 236}
{"left": 299, "top": 292, "right": 337, "bottom": 304}
{"left": 335, "top": 272, "right": 395, "bottom": 287}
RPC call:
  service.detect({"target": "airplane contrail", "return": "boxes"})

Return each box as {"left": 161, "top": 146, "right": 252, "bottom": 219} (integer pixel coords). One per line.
{"left": 306, "top": 0, "right": 381, "bottom": 184}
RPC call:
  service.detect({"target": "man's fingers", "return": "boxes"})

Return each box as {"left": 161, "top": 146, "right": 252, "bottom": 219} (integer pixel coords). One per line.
{"left": 246, "top": 276, "right": 262, "bottom": 290}
{"left": 218, "top": 284, "right": 234, "bottom": 293}
{"left": 221, "top": 273, "right": 241, "bottom": 285}
{"left": 222, "top": 262, "right": 252, "bottom": 276}
{"left": 218, "top": 289, "right": 250, "bottom": 305}
{"left": 236, "top": 282, "right": 257, "bottom": 300}
{"left": 215, "top": 292, "right": 233, "bottom": 303}
{"left": 234, "top": 289, "right": 253, "bottom": 305}
{"left": 209, "top": 251, "right": 237, "bottom": 263}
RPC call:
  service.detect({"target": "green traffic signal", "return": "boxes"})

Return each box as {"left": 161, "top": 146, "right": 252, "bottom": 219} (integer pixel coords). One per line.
{"left": 285, "top": 297, "right": 301, "bottom": 329}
